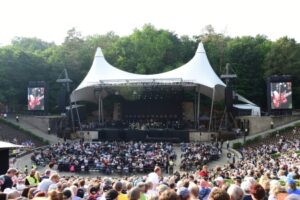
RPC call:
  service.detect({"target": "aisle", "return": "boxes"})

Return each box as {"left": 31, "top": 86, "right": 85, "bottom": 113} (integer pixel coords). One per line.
{"left": 173, "top": 144, "right": 182, "bottom": 172}
{"left": 207, "top": 148, "right": 230, "bottom": 170}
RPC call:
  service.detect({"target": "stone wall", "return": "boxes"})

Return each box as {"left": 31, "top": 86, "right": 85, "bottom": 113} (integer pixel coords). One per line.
{"left": 237, "top": 115, "right": 300, "bottom": 135}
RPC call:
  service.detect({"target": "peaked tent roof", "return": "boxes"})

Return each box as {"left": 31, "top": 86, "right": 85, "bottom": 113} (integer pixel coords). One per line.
{"left": 71, "top": 42, "right": 226, "bottom": 103}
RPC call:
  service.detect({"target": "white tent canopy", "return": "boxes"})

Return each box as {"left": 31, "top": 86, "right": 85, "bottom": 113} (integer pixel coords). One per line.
{"left": 233, "top": 104, "right": 261, "bottom": 116}
{"left": 71, "top": 42, "right": 226, "bottom": 103}
{"left": 0, "top": 141, "right": 23, "bottom": 149}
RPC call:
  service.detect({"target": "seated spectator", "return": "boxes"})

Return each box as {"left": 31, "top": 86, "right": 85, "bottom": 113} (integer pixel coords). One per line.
{"left": 208, "top": 188, "right": 229, "bottom": 200}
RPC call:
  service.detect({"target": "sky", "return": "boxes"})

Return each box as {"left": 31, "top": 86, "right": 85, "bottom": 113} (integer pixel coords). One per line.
{"left": 0, "top": 0, "right": 299, "bottom": 45}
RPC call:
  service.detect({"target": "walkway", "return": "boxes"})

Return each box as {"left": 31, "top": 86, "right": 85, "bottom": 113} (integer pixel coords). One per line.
{"left": 5, "top": 115, "right": 59, "bottom": 144}
{"left": 229, "top": 119, "right": 300, "bottom": 147}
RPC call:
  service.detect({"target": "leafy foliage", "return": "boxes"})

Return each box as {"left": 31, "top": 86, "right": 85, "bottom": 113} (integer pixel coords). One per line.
{"left": 0, "top": 25, "right": 300, "bottom": 113}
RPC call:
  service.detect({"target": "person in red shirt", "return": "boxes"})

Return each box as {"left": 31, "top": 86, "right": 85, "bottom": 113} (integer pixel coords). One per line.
{"left": 199, "top": 165, "right": 209, "bottom": 178}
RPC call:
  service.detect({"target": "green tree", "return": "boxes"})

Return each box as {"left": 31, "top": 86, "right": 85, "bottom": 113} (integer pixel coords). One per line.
{"left": 226, "top": 35, "right": 271, "bottom": 107}
{"left": 264, "top": 37, "right": 300, "bottom": 108}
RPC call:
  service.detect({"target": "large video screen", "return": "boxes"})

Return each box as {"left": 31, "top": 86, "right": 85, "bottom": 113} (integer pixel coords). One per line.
{"left": 28, "top": 87, "right": 45, "bottom": 110}
{"left": 270, "top": 82, "right": 292, "bottom": 109}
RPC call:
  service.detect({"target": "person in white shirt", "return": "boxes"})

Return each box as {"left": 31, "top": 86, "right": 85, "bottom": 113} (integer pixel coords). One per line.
{"left": 147, "top": 166, "right": 161, "bottom": 188}
{"left": 37, "top": 173, "right": 60, "bottom": 192}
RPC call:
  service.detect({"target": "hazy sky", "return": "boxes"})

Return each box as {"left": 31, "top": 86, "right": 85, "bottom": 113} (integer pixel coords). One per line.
{"left": 1, "top": 0, "right": 299, "bottom": 45}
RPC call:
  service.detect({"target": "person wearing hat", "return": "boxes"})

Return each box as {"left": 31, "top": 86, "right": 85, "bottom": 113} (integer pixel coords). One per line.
{"left": 0, "top": 168, "right": 17, "bottom": 191}
{"left": 286, "top": 178, "right": 300, "bottom": 196}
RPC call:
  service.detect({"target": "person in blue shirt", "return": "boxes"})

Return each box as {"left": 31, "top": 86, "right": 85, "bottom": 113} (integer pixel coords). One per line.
{"left": 287, "top": 178, "right": 300, "bottom": 196}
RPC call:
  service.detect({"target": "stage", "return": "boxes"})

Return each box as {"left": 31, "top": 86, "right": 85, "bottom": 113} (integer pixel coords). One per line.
{"left": 75, "top": 128, "right": 222, "bottom": 143}
{"left": 76, "top": 128, "right": 190, "bottom": 142}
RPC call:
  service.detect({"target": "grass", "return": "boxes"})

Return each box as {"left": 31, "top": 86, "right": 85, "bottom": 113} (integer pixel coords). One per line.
{"left": 0, "top": 118, "right": 49, "bottom": 145}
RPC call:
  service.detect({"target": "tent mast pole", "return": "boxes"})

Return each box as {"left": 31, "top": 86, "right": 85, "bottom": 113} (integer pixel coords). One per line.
{"left": 101, "top": 98, "right": 104, "bottom": 125}
{"left": 69, "top": 95, "right": 75, "bottom": 133}
{"left": 197, "top": 87, "right": 200, "bottom": 130}
{"left": 74, "top": 101, "right": 82, "bottom": 131}
{"left": 209, "top": 87, "right": 215, "bottom": 132}
{"left": 98, "top": 92, "right": 101, "bottom": 126}
{"left": 194, "top": 90, "right": 197, "bottom": 129}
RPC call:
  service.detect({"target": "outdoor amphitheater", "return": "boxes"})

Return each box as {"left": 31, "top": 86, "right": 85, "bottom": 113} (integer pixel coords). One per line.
{"left": 1, "top": 26, "right": 300, "bottom": 200}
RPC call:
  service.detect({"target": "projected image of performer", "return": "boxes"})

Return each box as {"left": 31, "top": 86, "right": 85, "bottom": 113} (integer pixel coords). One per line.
{"left": 28, "top": 88, "right": 45, "bottom": 110}
{"left": 271, "top": 82, "right": 292, "bottom": 109}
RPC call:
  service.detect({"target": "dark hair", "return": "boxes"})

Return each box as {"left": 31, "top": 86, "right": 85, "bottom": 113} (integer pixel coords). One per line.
{"left": 77, "top": 189, "right": 85, "bottom": 198}
{"left": 63, "top": 189, "right": 72, "bottom": 199}
{"left": 49, "top": 162, "right": 55, "bottom": 169}
{"left": 250, "top": 184, "right": 266, "bottom": 200}
{"left": 105, "top": 189, "right": 119, "bottom": 200}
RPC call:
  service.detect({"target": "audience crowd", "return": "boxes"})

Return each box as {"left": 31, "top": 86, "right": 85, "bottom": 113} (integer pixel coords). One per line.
{"left": 180, "top": 143, "right": 220, "bottom": 171}
{"left": 1, "top": 128, "right": 300, "bottom": 200}
{"left": 31, "top": 142, "right": 177, "bottom": 174}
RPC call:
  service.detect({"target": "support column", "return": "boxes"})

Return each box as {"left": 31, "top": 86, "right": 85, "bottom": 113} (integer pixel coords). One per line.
{"left": 197, "top": 88, "right": 200, "bottom": 129}
{"left": 101, "top": 98, "right": 104, "bottom": 124}
{"left": 69, "top": 96, "right": 75, "bottom": 133}
{"left": 209, "top": 87, "right": 215, "bottom": 132}
{"left": 74, "top": 101, "right": 82, "bottom": 130}
{"left": 194, "top": 92, "right": 197, "bottom": 129}
{"left": 98, "top": 95, "right": 101, "bottom": 125}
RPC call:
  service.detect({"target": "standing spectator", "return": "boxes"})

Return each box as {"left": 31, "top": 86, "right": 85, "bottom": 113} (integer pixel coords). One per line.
{"left": 199, "top": 165, "right": 209, "bottom": 178}
{"left": 16, "top": 115, "right": 19, "bottom": 122}
{"left": 37, "top": 173, "right": 60, "bottom": 192}
{"left": 25, "top": 169, "right": 38, "bottom": 187}
{"left": 0, "top": 168, "right": 17, "bottom": 191}
{"left": 147, "top": 166, "right": 161, "bottom": 188}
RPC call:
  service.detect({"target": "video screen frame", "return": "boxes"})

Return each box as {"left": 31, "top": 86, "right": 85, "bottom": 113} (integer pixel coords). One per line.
{"left": 270, "top": 82, "right": 292, "bottom": 109}
{"left": 28, "top": 87, "right": 45, "bottom": 111}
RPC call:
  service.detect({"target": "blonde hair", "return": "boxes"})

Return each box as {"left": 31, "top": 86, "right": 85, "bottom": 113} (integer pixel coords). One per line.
{"left": 259, "top": 175, "right": 270, "bottom": 190}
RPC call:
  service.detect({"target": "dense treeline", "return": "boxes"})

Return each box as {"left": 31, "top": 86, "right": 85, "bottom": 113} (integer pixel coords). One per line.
{"left": 0, "top": 24, "right": 299, "bottom": 113}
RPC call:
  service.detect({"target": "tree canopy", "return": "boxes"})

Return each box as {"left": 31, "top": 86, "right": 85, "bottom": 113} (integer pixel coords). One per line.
{"left": 0, "top": 24, "right": 299, "bottom": 113}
